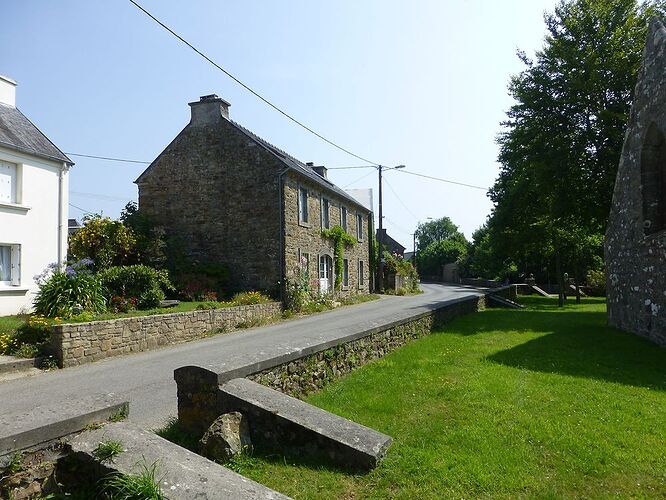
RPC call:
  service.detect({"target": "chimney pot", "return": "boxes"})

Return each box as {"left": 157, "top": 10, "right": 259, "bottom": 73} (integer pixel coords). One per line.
{"left": 312, "top": 165, "right": 328, "bottom": 179}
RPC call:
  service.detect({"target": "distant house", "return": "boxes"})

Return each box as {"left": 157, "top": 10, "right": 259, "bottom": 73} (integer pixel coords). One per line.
{"left": 0, "top": 75, "right": 73, "bottom": 315}
{"left": 136, "top": 94, "right": 372, "bottom": 296}
{"left": 68, "top": 218, "right": 81, "bottom": 235}
{"left": 376, "top": 228, "right": 405, "bottom": 257}
{"left": 605, "top": 18, "right": 666, "bottom": 345}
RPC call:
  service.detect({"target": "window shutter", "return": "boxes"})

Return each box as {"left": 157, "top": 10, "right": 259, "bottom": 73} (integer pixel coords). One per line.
{"left": 10, "top": 244, "right": 20, "bottom": 286}
{"left": 0, "top": 161, "right": 17, "bottom": 204}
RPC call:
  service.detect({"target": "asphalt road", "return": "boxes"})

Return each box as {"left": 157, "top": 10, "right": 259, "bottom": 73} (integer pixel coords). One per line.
{"left": 0, "top": 283, "right": 484, "bottom": 429}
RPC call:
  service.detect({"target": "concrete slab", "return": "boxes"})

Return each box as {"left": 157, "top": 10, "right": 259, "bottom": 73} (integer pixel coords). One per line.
{"left": 0, "top": 395, "right": 127, "bottom": 458}
{"left": 68, "top": 422, "right": 289, "bottom": 500}
{"left": 0, "top": 355, "right": 38, "bottom": 374}
{"left": 218, "top": 378, "right": 392, "bottom": 470}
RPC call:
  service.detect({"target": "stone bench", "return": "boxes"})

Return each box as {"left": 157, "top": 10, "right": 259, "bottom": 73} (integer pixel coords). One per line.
{"left": 68, "top": 422, "right": 289, "bottom": 500}
{"left": 218, "top": 378, "right": 392, "bottom": 470}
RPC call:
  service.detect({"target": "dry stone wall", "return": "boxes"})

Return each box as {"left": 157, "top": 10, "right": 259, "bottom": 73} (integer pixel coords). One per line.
{"left": 51, "top": 303, "right": 282, "bottom": 368}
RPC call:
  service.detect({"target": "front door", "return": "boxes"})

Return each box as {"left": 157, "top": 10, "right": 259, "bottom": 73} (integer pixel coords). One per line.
{"left": 319, "top": 255, "right": 333, "bottom": 293}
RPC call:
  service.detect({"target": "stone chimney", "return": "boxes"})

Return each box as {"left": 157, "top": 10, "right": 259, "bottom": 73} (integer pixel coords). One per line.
{"left": 188, "top": 94, "right": 230, "bottom": 126}
{"left": 0, "top": 75, "right": 17, "bottom": 107}
{"left": 306, "top": 162, "right": 328, "bottom": 179}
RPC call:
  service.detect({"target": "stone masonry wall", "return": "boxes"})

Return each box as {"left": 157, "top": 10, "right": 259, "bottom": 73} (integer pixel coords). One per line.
{"left": 283, "top": 171, "right": 372, "bottom": 295}
{"left": 137, "top": 119, "right": 284, "bottom": 294}
{"left": 605, "top": 18, "right": 666, "bottom": 346}
{"left": 51, "top": 303, "right": 282, "bottom": 368}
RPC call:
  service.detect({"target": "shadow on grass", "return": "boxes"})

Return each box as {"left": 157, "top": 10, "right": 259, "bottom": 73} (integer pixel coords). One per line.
{"left": 474, "top": 304, "right": 666, "bottom": 391}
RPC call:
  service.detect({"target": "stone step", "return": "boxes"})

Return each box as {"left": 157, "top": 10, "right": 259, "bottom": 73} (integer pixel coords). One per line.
{"left": 68, "top": 422, "right": 289, "bottom": 500}
{"left": 218, "top": 377, "right": 392, "bottom": 470}
{"left": 488, "top": 294, "right": 525, "bottom": 309}
{"left": 0, "top": 355, "right": 38, "bottom": 375}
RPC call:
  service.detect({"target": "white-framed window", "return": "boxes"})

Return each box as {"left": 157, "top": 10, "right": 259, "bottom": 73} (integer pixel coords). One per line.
{"left": 298, "top": 187, "right": 309, "bottom": 224}
{"left": 0, "top": 244, "right": 20, "bottom": 286}
{"left": 358, "top": 259, "right": 364, "bottom": 287}
{"left": 0, "top": 160, "right": 19, "bottom": 205}
{"left": 343, "top": 258, "right": 349, "bottom": 288}
{"left": 356, "top": 213, "right": 364, "bottom": 241}
{"left": 340, "top": 206, "right": 348, "bottom": 232}
{"left": 321, "top": 197, "right": 330, "bottom": 229}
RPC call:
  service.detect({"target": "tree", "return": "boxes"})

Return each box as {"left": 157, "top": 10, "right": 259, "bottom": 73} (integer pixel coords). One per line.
{"left": 68, "top": 214, "right": 137, "bottom": 271}
{"left": 120, "top": 202, "right": 167, "bottom": 269}
{"left": 415, "top": 217, "right": 469, "bottom": 276}
{"left": 490, "top": 0, "right": 664, "bottom": 304}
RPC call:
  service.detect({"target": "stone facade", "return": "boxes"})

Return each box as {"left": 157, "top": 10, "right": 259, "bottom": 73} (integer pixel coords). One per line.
{"left": 136, "top": 95, "right": 372, "bottom": 298}
{"left": 606, "top": 18, "right": 666, "bottom": 346}
{"left": 50, "top": 302, "right": 281, "bottom": 368}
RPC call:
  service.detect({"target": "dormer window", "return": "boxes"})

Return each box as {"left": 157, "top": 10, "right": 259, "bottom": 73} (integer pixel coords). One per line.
{"left": 640, "top": 123, "right": 666, "bottom": 236}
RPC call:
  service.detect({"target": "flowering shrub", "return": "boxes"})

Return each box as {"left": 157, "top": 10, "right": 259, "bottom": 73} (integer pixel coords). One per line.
{"left": 384, "top": 252, "right": 420, "bottom": 293}
{"left": 109, "top": 295, "right": 138, "bottom": 313}
{"left": 0, "top": 332, "right": 14, "bottom": 355}
{"left": 33, "top": 261, "right": 106, "bottom": 318}
{"left": 98, "top": 265, "right": 173, "bottom": 310}
{"left": 231, "top": 291, "right": 271, "bottom": 305}
{"left": 284, "top": 256, "right": 311, "bottom": 312}
{"left": 69, "top": 214, "right": 137, "bottom": 270}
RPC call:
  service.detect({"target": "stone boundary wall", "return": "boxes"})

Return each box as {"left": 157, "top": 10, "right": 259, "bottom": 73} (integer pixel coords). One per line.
{"left": 247, "top": 295, "right": 487, "bottom": 398}
{"left": 175, "top": 288, "right": 518, "bottom": 434}
{"left": 51, "top": 303, "right": 282, "bottom": 368}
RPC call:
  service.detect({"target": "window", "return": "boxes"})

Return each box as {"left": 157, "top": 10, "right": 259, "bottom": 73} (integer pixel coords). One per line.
{"left": 641, "top": 123, "right": 666, "bottom": 235}
{"left": 0, "top": 244, "right": 20, "bottom": 286}
{"left": 343, "top": 258, "right": 349, "bottom": 288}
{"left": 356, "top": 213, "right": 364, "bottom": 241}
{"left": 321, "top": 197, "right": 330, "bottom": 229}
{"left": 298, "top": 187, "right": 309, "bottom": 224}
{"left": 0, "top": 161, "right": 18, "bottom": 204}
{"left": 340, "top": 206, "right": 348, "bottom": 232}
{"left": 358, "top": 260, "right": 364, "bottom": 286}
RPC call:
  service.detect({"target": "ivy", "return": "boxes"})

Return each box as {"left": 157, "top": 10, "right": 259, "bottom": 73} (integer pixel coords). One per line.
{"left": 321, "top": 225, "right": 356, "bottom": 290}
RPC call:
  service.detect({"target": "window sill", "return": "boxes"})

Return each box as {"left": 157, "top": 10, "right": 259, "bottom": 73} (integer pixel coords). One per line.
{"left": 0, "top": 286, "right": 29, "bottom": 294}
{"left": 0, "top": 202, "right": 31, "bottom": 213}
{"left": 299, "top": 221, "right": 311, "bottom": 228}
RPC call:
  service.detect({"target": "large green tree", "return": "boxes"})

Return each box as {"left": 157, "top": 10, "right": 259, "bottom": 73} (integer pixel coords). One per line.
{"left": 490, "top": 0, "right": 664, "bottom": 303}
{"left": 415, "top": 217, "right": 469, "bottom": 276}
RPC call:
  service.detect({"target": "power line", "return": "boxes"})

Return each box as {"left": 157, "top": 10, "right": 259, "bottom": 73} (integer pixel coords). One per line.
{"left": 69, "top": 203, "right": 94, "bottom": 215}
{"left": 396, "top": 169, "right": 488, "bottom": 191}
{"left": 343, "top": 169, "right": 375, "bottom": 188}
{"left": 383, "top": 176, "right": 420, "bottom": 221}
{"left": 65, "top": 152, "right": 151, "bottom": 164}
{"left": 127, "top": 0, "right": 380, "bottom": 167}
{"left": 71, "top": 191, "right": 135, "bottom": 202}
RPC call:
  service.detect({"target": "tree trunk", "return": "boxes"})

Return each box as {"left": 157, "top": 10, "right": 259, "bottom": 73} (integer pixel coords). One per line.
{"left": 556, "top": 251, "right": 564, "bottom": 307}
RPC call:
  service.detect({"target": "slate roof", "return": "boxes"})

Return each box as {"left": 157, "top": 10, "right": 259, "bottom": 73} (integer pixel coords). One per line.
{"left": 377, "top": 228, "right": 406, "bottom": 253}
{"left": 229, "top": 120, "right": 371, "bottom": 212}
{"left": 0, "top": 102, "right": 72, "bottom": 165}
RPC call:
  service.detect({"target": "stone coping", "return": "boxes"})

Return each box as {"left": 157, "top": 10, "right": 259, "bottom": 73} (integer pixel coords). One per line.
{"left": 219, "top": 378, "right": 392, "bottom": 470}
{"left": 0, "top": 355, "right": 38, "bottom": 374}
{"left": 175, "top": 293, "right": 490, "bottom": 385}
{"left": 0, "top": 395, "right": 128, "bottom": 459}
{"left": 68, "top": 422, "right": 289, "bottom": 499}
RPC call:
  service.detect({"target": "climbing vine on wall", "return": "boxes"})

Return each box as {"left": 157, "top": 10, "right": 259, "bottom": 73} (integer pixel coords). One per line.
{"left": 321, "top": 225, "right": 356, "bottom": 290}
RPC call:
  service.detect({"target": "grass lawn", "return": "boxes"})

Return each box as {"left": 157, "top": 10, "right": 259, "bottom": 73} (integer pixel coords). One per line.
{"left": 232, "top": 296, "right": 666, "bottom": 498}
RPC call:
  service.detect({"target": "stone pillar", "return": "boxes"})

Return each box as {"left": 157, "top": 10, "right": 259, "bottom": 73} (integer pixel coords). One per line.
{"left": 174, "top": 366, "right": 221, "bottom": 435}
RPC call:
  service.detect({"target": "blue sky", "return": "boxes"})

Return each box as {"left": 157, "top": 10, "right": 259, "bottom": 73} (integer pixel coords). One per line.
{"left": 2, "top": 0, "right": 558, "bottom": 247}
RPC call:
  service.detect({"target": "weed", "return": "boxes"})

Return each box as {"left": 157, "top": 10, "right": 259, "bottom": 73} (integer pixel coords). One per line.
{"left": 6, "top": 452, "right": 22, "bottom": 474}
{"left": 100, "top": 461, "right": 164, "bottom": 500}
{"left": 92, "top": 440, "right": 124, "bottom": 463}
{"left": 39, "top": 355, "right": 59, "bottom": 370}
{"left": 109, "top": 403, "right": 129, "bottom": 422}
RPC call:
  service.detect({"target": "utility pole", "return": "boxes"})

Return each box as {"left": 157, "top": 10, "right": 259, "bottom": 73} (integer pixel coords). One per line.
{"left": 376, "top": 164, "right": 405, "bottom": 293}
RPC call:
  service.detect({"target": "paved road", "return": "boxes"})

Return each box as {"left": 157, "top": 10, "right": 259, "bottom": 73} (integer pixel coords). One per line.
{"left": 1, "top": 283, "right": 484, "bottom": 429}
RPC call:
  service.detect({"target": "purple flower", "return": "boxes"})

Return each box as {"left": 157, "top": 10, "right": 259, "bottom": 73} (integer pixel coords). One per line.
{"left": 65, "top": 266, "right": 77, "bottom": 277}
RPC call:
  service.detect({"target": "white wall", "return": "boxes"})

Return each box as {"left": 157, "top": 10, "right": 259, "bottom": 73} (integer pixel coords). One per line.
{"left": 0, "top": 146, "right": 68, "bottom": 315}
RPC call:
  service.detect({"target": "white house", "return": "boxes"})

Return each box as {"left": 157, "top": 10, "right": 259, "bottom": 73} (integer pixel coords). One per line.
{"left": 0, "top": 75, "right": 72, "bottom": 316}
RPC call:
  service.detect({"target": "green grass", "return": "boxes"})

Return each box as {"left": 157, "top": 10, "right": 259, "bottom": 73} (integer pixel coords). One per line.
{"left": 100, "top": 461, "right": 164, "bottom": 500}
{"left": 0, "top": 314, "right": 26, "bottom": 335}
{"left": 92, "top": 440, "right": 124, "bottom": 463}
{"left": 236, "top": 296, "right": 666, "bottom": 498}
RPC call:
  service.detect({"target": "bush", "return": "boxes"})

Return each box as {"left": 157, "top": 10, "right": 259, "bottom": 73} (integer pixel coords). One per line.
{"left": 384, "top": 252, "right": 420, "bottom": 293}
{"left": 172, "top": 262, "right": 229, "bottom": 301}
{"left": 69, "top": 214, "right": 137, "bottom": 271}
{"left": 33, "top": 263, "right": 106, "bottom": 318}
{"left": 231, "top": 291, "right": 271, "bottom": 305}
{"left": 586, "top": 268, "right": 606, "bottom": 296}
{"left": 99, "top": 265, "right": 173, "bottom": 310}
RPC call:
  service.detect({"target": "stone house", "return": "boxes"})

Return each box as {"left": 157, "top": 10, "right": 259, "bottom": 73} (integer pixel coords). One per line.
{"left": 136, "top": 95, "right": 372, "bottom": 298}
{"left": 0, "top": 75, "right": 72, "bottom": 315}
{"left": 605, "top": 18, "right": 666, "bottom": 345}
{"left": 376, "top": 228, "right": 405, "bottom": 257}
